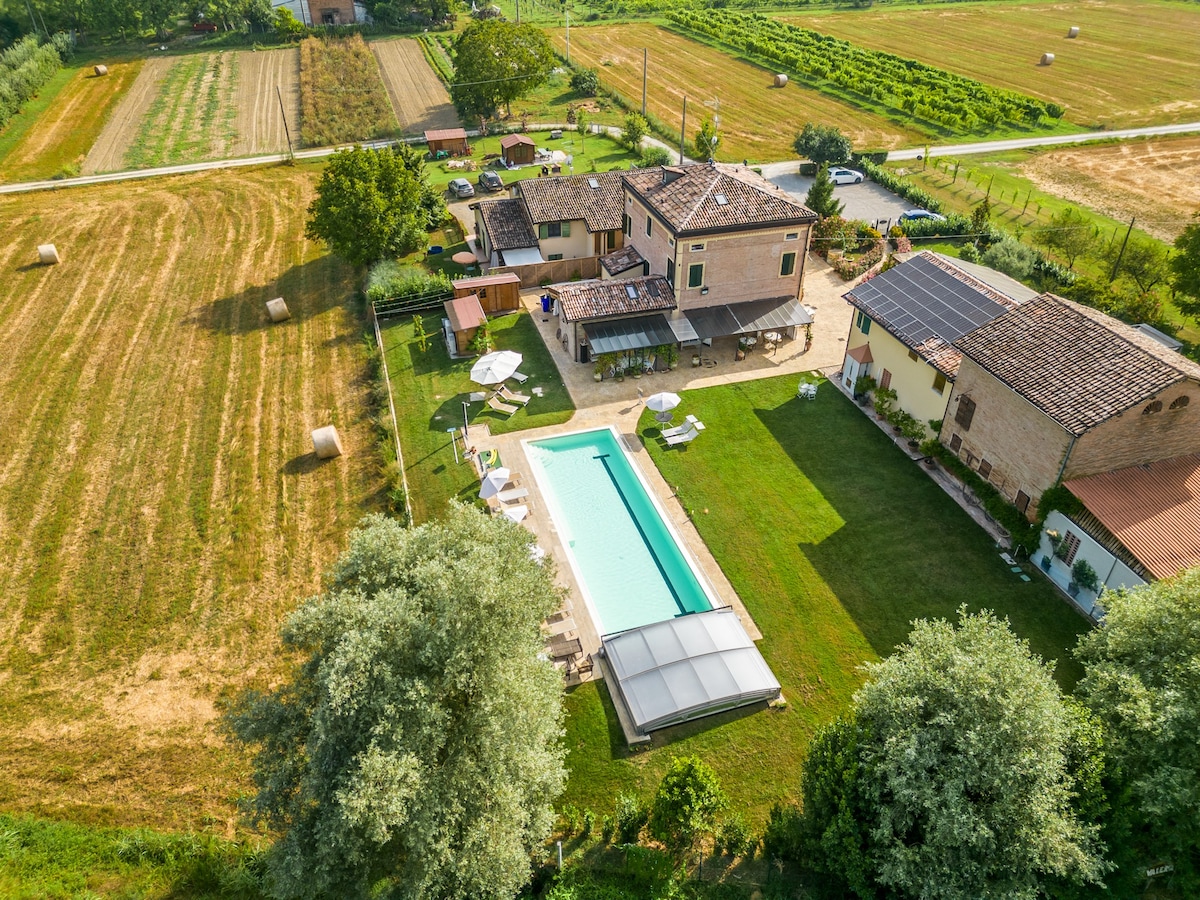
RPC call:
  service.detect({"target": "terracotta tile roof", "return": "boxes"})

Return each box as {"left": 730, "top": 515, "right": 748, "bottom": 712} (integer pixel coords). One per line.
{"left": 1065, "top": 454, "right": 1200, "bottom": 579}
{"left": 622, "top": 163, "right": 816, "bottom": 235}
{"left": 551, "top": 276, "right": 676, "bottom": 322}
{"left": 424, "top": 128, "right": 468, "bottom": 141}
{"left": 600, "top": 244, "right": 645, "bottom": 276}
{"left": 500, "top": 133, "right": 535, "bottom": 148}
{"left": 956, "top": 294, "right": 1200, "bottom": 436}
{"left": 516, "top": 170, "right": 625, "bottom": 232}
{"left": 474, "top": 198, "right": 539, "bottom": 251}
{"left": 444, "top": 294, "right": 486, "bottom": 332}
{"left": 844, "top": 252, "right": 1024, "bottom": 378}
{"left": 847, "top": 343, "right": 873, "bottom": 364}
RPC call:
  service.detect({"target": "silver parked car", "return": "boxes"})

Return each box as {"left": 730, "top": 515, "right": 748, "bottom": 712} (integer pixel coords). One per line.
{"left": 448, "top": 177, "right": 475, "bottom": 198}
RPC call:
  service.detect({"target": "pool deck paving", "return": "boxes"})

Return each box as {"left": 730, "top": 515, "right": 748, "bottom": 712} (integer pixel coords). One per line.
{"left": 473, "top": 253, "right": 858, "bottom": 683}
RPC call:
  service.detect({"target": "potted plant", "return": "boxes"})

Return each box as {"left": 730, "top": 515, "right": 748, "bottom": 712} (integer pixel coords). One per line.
{"left": 1040, "top": 554, "right": 1052, "bottom": 572}
{"left": 853, "top": 374, "right": 876, "bottom": 404}
{"left": 736, "top": 337, "right": 748, "bottom": 361}
{"left": 901, "top": 414, "right": 925, "bottom": 448}
{"left": 1070, "top": 559, "right": 1100, "bottom": 596}
{"left": 873, "top": 386, "right": 898, "bottom": 421}
{"left": 1047, "top": 529, "right": 1066, "bottom": 559}
{"left": 692, "top": 353, "right": 702, "bottom": 367}
{"left": 659, "top": 343, "right": 679, "bottom": 370}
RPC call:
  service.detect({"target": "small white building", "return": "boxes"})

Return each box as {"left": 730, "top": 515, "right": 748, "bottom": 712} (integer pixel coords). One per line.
{"left": 1036, "top": 453, "right": 1200, "bottom": 619}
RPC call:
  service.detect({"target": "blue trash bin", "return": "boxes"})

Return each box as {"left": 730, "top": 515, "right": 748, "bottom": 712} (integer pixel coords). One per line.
{"left": 541, "top": 295, "right": 551, "bottom": 313}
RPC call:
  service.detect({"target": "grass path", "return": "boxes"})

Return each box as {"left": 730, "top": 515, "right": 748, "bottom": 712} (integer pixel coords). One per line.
{"left": 0, "top": 164, "right": 379, "bottom": 830}
{"left": 561, "top": 375, "right": 1088, "bottom": 825}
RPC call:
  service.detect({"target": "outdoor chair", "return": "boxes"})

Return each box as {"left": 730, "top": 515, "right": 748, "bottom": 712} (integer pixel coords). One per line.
{"left": 660, "top": 420, "right": 693, "bottom": 439}
{"left": 511, "top": 371, "right": 530, "bottom": 384}
{"left": 797, "top": 382, "right": 817, "bottom": 400}
{"left": 497, "top": 385, "right": 531, "bottom": 406}
{"left": 488, "top": 396, "right": 519, "bottom": 416}
{"left": 665, "top": 424, "right": 701, "bottom": 446}
{"left": 495, "top": 487, "right": 529, "bottom": 503}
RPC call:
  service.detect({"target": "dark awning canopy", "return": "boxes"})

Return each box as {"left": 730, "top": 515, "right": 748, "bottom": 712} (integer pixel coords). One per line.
{"left": 583, "top": 314, "right": 676, "bottom": 354}
{"left": 685, "top": 297, "right": 812, "bottom": 340}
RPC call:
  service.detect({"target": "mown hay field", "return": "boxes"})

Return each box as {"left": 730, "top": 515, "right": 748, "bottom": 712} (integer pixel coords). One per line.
{"left": 548, "top": 23, "right": 924, "bottom": 161}
{"left": 0, "top": 165, "right": 379, "bottom": 830}
{"left": 783, "top": 0, "right": 1200, "bottom": 129}
{"left": 0, "top": 59, "right": 142, "bottom": 183}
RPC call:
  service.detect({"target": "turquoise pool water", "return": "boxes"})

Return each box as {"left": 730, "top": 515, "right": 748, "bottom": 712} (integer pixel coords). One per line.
{"left": 525, "top": 428, "right": 714, "bottom": 635}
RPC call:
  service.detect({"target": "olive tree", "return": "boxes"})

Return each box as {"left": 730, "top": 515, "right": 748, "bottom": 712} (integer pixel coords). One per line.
{"left": 1075, "top": 569, "right": 1200, "bottom": 894}
{"left": 648, "top": 756, "right": 727, "bottom": 858}
{"left": 799, "top": 609, "right": 1109, "bottom": 900}
{"left": 224, "top": 507, "right": 567, "bottom": 900}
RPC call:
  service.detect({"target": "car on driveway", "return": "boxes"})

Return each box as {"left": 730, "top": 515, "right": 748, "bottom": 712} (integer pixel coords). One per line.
{"left": 477, "top": 170, "right": 504, "bottom": 192}
{"left": 448, "top": 178, "right": 475, "bottom": 199}
{"left": 828, "top": 166, "right": 864, "bottom": 185}
{"left": 899, "top": 209, "right": 947, "bottom": 222}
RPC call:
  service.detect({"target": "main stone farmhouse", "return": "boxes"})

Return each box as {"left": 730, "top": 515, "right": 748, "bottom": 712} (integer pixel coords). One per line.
{"left": 473, "top": 163, "right": 817, "bottom": 365}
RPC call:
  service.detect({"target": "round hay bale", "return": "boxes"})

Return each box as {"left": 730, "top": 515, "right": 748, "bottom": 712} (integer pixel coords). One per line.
{"left": 93, "top": 64, "right": 109, "bottom": 76}
{"left": 265, "top": 297, "right": 291, "bottom": 323}
{"left": 1040, "top": 52, "right": 1055, "bottom": 66}
{"left": 773, "top": 73, "right": 788, "bottom": 88}
{"left": 1067, "top": 26, "right": 1079, "bottom": 38}
{"left": 37, "top": 244, "right": 60, "bottom": 265}
{"left": 312, "top": 425, "right": 344, "bottom": 459}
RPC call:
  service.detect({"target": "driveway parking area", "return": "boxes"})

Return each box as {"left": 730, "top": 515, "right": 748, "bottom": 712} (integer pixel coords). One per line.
{"left": 765, "top": 167, "right": 913, "bottom": 232}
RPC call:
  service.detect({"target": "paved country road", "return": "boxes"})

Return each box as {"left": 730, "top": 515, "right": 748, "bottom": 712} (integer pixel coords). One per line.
{"left": 1, "top": 122, "right": 1198, "bottom": 197}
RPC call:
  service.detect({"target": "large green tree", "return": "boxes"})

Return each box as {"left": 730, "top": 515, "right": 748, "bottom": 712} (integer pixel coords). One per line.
{"left": 693, "top": 116, "right": 719, "bottom": 162}
{"left": 799, "top": 609, "right": 1109, "bottom": 900}
{"left": 647, "top": 756, "right": 727, "bottom": 858}
{"left": 1170, "top": 214, "right": 1200, "bottom": 316}
{"left": 804, "top": 166, "right": 843, "bottom": 219}
{"left": 305, "top": 145, "right": 428, "bottom": 267}
{"left": 450, "top": 20, "right": 555, "bottom": 119}
{"left": 224, "top": 508, "right": 568, "bottom": 900}
{"left": 1075, "top": 569, "right": 1200, "bottom": 895}
{"left": 793, "top": 122, "right": 851, "bottom": 168}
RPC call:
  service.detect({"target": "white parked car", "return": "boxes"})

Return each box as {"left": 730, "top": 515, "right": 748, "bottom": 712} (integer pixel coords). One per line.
{"left": 828, "top": 166, "right": 864, "bottom": 185}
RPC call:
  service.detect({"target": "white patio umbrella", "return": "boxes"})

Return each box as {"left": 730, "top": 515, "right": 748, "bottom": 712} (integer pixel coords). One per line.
{"left": 470, "top": 350, "right": 523, "bottom": 385}
{"left": 479, "top": 467, "right": 512, "bottom": 500}
{"left": 646, "top": 391, "right": 682, "bottom": 423}
{"left": 502, "top": 504, "right": 529, "bottom": 523}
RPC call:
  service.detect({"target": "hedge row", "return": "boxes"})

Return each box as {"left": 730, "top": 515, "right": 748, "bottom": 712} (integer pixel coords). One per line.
{"left": 0, "top": 33, "right": 72, "bottom": 133}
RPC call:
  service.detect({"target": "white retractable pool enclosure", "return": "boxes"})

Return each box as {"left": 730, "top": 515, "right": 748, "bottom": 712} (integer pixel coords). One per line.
{"left": 602, "top": 607, "right": 781, "bottom": 735}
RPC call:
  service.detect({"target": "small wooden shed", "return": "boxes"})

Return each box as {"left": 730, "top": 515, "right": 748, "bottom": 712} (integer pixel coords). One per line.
{"left": 425, "top": 128, "right": 469, "bottom": 157}
{"left": 500, "top": 133, "right": 536, "bottom": 166}
{"left": 445, "top": 294, "right": 487, "bottom": 355}
{"left": 454, "top": 272, "right": 521, "bottom": 314}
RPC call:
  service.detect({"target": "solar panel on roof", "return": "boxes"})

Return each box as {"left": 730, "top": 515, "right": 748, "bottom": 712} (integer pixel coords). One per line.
{"left": 588, "top": 178, "right": 600, "bottom": 188}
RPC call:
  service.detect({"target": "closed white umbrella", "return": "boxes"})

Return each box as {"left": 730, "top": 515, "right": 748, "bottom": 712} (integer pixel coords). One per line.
{"left": 470, "top": 350, "right": 523, "bottom": 385}
{"left": 479, "top": 467, "right": 512, "bottom": 500}
{"left": 646, "top": 391, "right": 682, "bottom": 423}
{"left": 502, "top": 504, "right": 528, "bottom": 523}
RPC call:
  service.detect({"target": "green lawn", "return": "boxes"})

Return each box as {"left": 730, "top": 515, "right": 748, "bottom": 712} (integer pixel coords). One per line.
{"left": 559, "top": 374, "right": 1089, "bottom": 827}
{"left": 380, "top": 310, "right": 575, "bottom": 523}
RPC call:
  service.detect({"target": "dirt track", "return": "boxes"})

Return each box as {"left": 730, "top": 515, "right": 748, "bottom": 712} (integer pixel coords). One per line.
{"left": 82, "top": 56, "right": 174, "bottom": 175}
{"left": 231, "top": 48, "right": 301, "bottom": 157}
{"left": 1022, "top": 137, "right": 1200, "bottom": 242}
{"left": 371, "top": 38, "right": 460, "bottom": 136}
{"left": 0, "top": 169, "right": 377, "bottom": 828}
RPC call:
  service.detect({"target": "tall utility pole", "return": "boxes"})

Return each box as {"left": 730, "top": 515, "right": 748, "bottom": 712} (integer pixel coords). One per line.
{"left": 565, "top": 9, "right": 570, "bottom": 63}
{"left": 679, "top": 95, "right": 687, "bottom": 164}
{"left": 641, "top": 49, "right": 647, "bottom": 116}
{"left": 1109, "top": 217, "right": 1135, "bottom": 283}
{"left": 276, "top": 86, "right": 294, "bottom": 162}
{"left": 515, "top": 0, "right": 519, "bottom": 25}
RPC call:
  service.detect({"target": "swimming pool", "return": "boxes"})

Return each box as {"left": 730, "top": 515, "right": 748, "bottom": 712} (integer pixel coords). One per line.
{"left": 524, "top": 427, "right": 716, "bottom": 635}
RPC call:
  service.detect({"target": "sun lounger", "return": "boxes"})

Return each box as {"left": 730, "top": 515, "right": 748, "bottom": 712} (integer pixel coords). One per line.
{"left": 665, "top": 424, "right": 701, "bottom": 446}
{"left": 495, "top": 487, "right": 529, "bottom": 503}
{"left": 660, "top": 420, "right": 693, "bottom": 439}
{"left": 511, "top": 371, "right": 529, "bottom": 384}
{"left": 488, "top": 396, "right": 519, "bottom": 416}
{"left": 497, "top": 385, "right": 531, "bottom": 406}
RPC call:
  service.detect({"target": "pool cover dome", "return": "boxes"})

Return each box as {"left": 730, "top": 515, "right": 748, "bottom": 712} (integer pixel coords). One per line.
{"left": 602, "top": 608, "right": 781, "bottom": 735}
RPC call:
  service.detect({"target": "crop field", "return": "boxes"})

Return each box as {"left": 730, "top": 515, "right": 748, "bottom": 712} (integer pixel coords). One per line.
{"left": 299, "top": 35, "right": 397, "bottom": 148}
{"left": 0, "top": 165, "right": 379, "bottom": 829}
{"left": 82, "top": 56, "right": 172, "bottom": 174}
{"left": 1020, "top": 136, "right": 1200, "bottom": 243}
{"left": 548, "top": 24, "right": 923, "bottom": 160}
{"left": 231, "top": 48, "right": 301, "bottom": 158}
{"left": 783, "top": 0, "right": 1200, "bottom": 129}
{"left": 0, "top": 60, "right": 142, "bottom": 183}
{"left": 371, "top": 38, "right": 459, "bottom": 137}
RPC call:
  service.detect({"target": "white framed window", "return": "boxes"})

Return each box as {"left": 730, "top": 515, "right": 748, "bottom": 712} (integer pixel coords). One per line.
{"left": 785, "top": 232, "right": 799, "bottom": 240}
{"left": 690, "top": 242, "right": 706, "bottom": 252}
{"left": 687, "top": 263, "right": 704, "bottom": 288}
{"left": 780, "top": 251, "right": 796, "bottom": 277}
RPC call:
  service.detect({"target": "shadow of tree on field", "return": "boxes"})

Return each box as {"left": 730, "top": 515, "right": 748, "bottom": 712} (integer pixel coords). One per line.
{"left": 189, "top": 255, "right": 358, "bottom": 336}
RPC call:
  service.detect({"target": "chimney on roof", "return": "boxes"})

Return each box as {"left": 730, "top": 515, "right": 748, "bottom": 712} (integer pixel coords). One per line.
{"left": 661, "top": 166, "right": 685, "bottom": 185}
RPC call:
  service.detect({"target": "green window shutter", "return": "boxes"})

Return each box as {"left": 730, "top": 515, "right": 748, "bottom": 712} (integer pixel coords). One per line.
{"left": 538, "top": 223, "right": 548, "bottom": 239}
{"left": 781, "top": 252, "right": 796, "bottom": 277}
{"left": 688, "top": 264, "right": 704, "bottom": 288}
{"left": 561, "top": 221, "right": 571, "bottom": 237}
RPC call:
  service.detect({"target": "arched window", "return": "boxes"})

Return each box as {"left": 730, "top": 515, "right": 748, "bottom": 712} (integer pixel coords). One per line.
{"left": 1143, "top": 400, "right": 1163, "bottom": 415}
{"left": 1169, "top": 396, "right": 1191, "bottom": 410}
